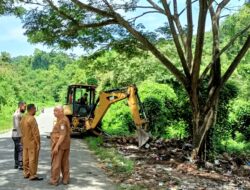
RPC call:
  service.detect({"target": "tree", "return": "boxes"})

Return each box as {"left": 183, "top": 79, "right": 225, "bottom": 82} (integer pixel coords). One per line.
{"left": 0, "top": 52, "right": 11, "bottom": 63}
{"left": 19, "top": 0, "right": 250, "bottom": 159}
{"left": 0, "top": 0, "right": 24, "bottom": 16}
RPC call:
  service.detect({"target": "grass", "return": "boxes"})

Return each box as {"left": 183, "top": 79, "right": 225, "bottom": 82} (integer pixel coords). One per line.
{"left": 85, "top": 136, "right": 134, "bottom": 174}
{"left": 86, "top": 137, "right": 150, "bottom": 190}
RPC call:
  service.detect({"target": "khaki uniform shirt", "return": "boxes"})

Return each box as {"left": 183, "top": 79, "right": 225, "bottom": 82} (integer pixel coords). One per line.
{"left": 20, "top": 114, "right": 40, "bottom": 149}
{"left": 51, "top": 116, "right": 71, "bottom": 150}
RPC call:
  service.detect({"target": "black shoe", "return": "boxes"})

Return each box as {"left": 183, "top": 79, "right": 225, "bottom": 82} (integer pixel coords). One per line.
{"left": 30, "top": 177, "right": 43, "bottom": 181}
{"left": 18, "top": 167, "right": 23, "bottom": 170}
{"left": 14, "top": 166, "right": 18, "bottom": 169}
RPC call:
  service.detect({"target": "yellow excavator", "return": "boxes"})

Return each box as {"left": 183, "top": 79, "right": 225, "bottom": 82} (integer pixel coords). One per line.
{"left": 63, "top": 84, "right": 150, "bottom": 147}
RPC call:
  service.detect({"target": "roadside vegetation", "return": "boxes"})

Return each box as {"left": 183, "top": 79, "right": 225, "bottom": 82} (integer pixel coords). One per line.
{"left": 86, "top": 137, "right": 134, "bottom": 174}
{"left": 0, "top": 5, "right": 249, "bottom": 156}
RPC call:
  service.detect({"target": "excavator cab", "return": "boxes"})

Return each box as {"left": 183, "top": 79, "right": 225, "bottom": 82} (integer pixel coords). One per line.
{"left": 64, "top": 84, "right": 96, "bottom": 132}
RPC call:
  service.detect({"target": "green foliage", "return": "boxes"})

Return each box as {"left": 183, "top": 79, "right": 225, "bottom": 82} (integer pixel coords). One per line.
{"left": 138, "top": 81, "right": 179, "bottom": 136}
{"left": 0, "top": 2, "right": 249, "bottom": 154}
{"left": 22, "top": 1, "right": 126, "bottom": 50}
{"left": 229, "top": 99, "right": 250, "bottom": 140}
{"left": 164, "top": 120, "right": 188, "bottom": 139}
{"left": 0, "top": 0, "right": 25, "bottom": 16}
{"left": 31, "top": 49, "right": 73, "bottom": 70}
{"left": 102, "top": 81, "right": 182, "bottom": 137}
{"left": 86, "top": 77, "right": 98, "bottom": 86}
{"left": 102, "top": 102, "right": 133, "bottom": 136}
{"left": 0, "top": 52, "right": 11, "bottom": 62}
{"left": 221, "top": 5, "right": 250, "bottom": 58}
{"left": 209, "top": 82, "right": 239, "bottom": 154}
{"left": 220, "top": 132, "right": 250, "bottom": 154}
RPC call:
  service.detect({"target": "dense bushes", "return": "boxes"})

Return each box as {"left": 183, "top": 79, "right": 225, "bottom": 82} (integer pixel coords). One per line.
{"left": 102, "top": 102, "right": 133, "bottom": 136}
{"left": 139, "top": 81, "right": 179, "bottom": 136}
{"left": 229, "top": 100, "right": 250, "bottom": 140}
{"left": 102, "top": 81, "right": 190, "bottom": 139}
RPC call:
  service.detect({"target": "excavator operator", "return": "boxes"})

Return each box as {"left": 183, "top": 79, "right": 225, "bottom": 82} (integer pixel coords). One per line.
{"left": 77, "top": 93, "right": 88, "bottom": 116}
{"left": 78, "top": 93, "right": 88, "bottom": 105}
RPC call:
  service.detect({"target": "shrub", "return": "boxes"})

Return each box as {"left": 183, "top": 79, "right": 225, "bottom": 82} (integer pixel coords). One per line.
{"left": 229, "top": 99, "right": 250, "bottom": 140}
{"left": 102, "top": 81, "right": 179, "bottom": 137}
{"left": 164, "top": 120, "right": 188, "bottom": 139}
{"left": 102, "top": 102, "right": 133, "bottom": 136}
{"left": 139, "top": 81, "right": 179, "bottom": 136}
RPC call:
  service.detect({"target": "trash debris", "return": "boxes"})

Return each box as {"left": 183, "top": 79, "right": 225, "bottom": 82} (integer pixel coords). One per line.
{"left": 100, "top": 136, "right": 250, "bottom": 189}
{"left": 158, "top": 182, "right": 164, "bottom": 186}
{"left": 144, "top": 143, "right": 150, "bottom": 149}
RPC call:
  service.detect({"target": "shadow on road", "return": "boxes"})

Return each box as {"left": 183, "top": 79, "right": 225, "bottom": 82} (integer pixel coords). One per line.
{"left": 0, "top": 135, "right": 116, "bottom": 190}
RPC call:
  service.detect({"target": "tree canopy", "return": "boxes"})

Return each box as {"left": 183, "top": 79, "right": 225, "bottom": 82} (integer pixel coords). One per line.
{"left": 2, "top": 0, "right": 250, "bottom": 158}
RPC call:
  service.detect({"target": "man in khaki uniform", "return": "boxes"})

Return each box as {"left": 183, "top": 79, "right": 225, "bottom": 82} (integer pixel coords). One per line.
{"left": 49, "top": 106, "right": 71, "bottom": 185}
{"left": 20, "top": 104, "right": 43, "bottom": 181}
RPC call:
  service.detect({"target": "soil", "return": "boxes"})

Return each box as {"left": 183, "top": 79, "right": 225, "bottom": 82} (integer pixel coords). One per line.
{"left": 102, "top": 137, "right": 250, "bottom": 190}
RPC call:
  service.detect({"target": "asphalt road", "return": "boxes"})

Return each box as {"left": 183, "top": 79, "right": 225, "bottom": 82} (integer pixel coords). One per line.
{"left": 0, "top": 108, "right": 116, "bottom": 190}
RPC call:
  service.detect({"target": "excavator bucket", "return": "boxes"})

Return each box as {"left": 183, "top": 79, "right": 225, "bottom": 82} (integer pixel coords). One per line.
{"left": 137, "top": 128, "right": 150, "bottom": 148}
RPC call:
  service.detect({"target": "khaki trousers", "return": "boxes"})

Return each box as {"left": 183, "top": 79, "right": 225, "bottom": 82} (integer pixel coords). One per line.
{"left": 50, "top": 149, "right": 70, "bottom": 184}
{"left": 23, "top": 147, "right": 39, "bottom": 179}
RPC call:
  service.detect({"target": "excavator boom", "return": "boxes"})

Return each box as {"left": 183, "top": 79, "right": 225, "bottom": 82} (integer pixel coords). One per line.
{"left": 85, "top": 85, "right": 149, "bottom": 147}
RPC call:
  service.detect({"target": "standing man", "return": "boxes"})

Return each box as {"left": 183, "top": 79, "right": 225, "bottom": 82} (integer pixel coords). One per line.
{"left": 12, "top": 101, "right": 26, "bottom": 170}
{"left": 20, "top": 104, "right": 43, "bottom": 181}
{"left": 49, "top": 106, "right": 71, "bottom": 186}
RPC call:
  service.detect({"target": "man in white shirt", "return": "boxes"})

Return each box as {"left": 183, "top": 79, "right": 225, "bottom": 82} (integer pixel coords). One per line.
{"left": 12, "top": 101, "right": 26, "bottom": 170}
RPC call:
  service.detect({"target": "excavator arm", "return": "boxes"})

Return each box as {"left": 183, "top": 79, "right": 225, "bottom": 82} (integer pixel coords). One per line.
{"left": 85, "top": 85, "right": 149, "bottom": 147}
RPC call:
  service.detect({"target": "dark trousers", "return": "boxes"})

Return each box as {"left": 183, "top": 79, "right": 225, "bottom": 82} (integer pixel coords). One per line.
{"left": 12, "top": 137, "right": 23, "bottom": 167}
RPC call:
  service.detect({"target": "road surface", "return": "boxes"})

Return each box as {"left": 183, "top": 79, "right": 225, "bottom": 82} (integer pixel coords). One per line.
{"left": 0, "top": 108, "right": 116, "bottom": 190}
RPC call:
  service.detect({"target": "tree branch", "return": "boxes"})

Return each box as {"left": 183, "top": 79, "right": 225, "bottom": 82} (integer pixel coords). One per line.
{"left": 45, "top": 0, "right": 78, "bottom": 23}
{"left": 161, "top": 0, "right": 190, "bottom": 79}
{"left": 200, "top": 62, "right": 212, "bottom": 81}
{"left": 45, "top": 0, "right": 117, "bottom": 30}
{"left": 191, "top": 0, "right": 208, "bottom": 82}
{"left": 186, "top": 0, "right": 193, "bottom": 69}
{"left": 203, "top": 36, "right": 250, "bottom": 114}
{"left": 146, "top": 0, "right": 165, "bottom": 14}
{"left": 220, "top": 23, "right": 250, "bottom": 56}
{"left": 71, "top": 0, "right": 114, "bottom": 18}
{"left": 221, "top": 35, "right": 250, "bottom": 86}
{"left": 173, "top": 0, "right": 187, "bottom": 52}
{"left": 208, "top": 1, "right": 221, "bottom": 87}
{"left": 200, "top": 22, "right": 250, "bottom": 81}
{"left": 79, "top": 19, "right": 117, "bottom": 28}
{"left": 97, "top": 1, "right": 188, "bottom": 85}
{"left": 19, "top": 0, "right": 44, "bottom": 6}
{"left": 178, "top": 0, "right": 199, "bottom": 17}
{"left": 128, "top": 11, "right": 159, "bottom": 22}
{"left": 215, "top": 0, "right": 230, "bottom": 17}
{"left": 131, "top": 6, "right": 156, "bottom": 9}
{"left": 110, "top": 10, "right": 188, "bottom": 87}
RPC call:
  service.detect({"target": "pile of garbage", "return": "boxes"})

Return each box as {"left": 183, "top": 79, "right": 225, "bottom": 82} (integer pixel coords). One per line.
{"left": 102, "top": 137, "right": 250, "bottom": 189}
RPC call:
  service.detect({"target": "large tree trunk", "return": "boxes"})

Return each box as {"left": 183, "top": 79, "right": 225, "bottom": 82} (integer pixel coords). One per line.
{"left": 190, "top": 94, "right": 219, "bottom": 160}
